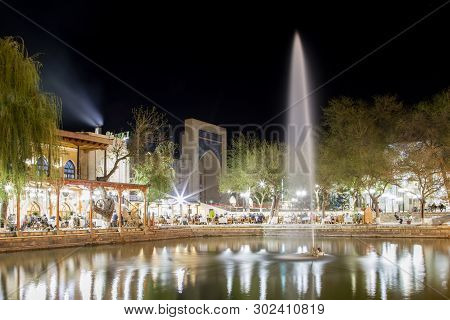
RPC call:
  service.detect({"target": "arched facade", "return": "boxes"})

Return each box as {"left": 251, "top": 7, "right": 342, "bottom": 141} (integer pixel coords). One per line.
{"left": 175, "top": 119, "right": 227, "bottom": 203}
{"left": 64, "top": 160, "right": 76, "bottom": 179}
{"left": 199, "top": 150, "right": 221, "bottom": 203}
{"left": 36, "top": 156, "right": 49, "bottom": 176}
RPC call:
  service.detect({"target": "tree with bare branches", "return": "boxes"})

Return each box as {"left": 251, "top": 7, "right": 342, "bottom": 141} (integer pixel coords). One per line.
{"left": 97, "top": 106, "right": 169, "bottom": 182}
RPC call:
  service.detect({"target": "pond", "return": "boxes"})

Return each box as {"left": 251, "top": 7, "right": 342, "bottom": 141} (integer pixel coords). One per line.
{"left": 0, "top": 236, "right": 448, "bottom": 299}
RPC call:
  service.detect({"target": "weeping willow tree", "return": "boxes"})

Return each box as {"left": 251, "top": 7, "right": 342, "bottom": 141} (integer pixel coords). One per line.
{"left": 0, "top": 37, "right": 61, "bottom": 221}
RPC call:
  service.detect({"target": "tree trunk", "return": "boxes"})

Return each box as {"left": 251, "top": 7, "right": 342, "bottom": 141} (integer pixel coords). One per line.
{"left": 1, "top": 199, "right": 8, "bottom": 225}
{"left": 438, "top": 158, "right": 450, "bottom": 200}
{"left": 98, "top": 160, "right": 120, "bottom": 182}
{"left": 321, "top": 193, "right": 327, "bottom": 222}
{"left": 259, "top": 195, "right": 265, "bottom": 213}
{"left": 420, "top": 199, "right": 425, "bottom": 224}
{"left": 271, "top": 195, "right": 280, "bottom": 218}
{"left": 371, "top": 195, "right": 380, "bottom": 220}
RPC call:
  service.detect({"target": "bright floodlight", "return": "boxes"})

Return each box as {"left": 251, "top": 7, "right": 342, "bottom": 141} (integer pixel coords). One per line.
{"left": 176, "top": 195, "right": 185, "bottom": 205}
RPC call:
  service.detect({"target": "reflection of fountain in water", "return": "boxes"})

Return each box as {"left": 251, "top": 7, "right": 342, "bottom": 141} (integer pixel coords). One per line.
{"left": 1, "top": 238, "right": 447, "bottom": 300}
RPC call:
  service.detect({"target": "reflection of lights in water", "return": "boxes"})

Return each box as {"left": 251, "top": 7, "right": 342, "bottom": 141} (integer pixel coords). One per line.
{"left": 436, "top": 251, "right": 449, "bottom": 288}
{"left": 351, "top": 273, "right": 356, "bottom": 295}
{"left": 240, "top": 245, "right": 251, "bottom": 254}
{"left": 380, "top": 243, "right": 398, "bottom": 292}
{"left": 66, "top": 279, "right": 76, "bottom": 299}
{"left": 151, "top": 267, "right": 159, "bottom": 283}
{"left": 312, "top": 262, "right": 324, "bottom": 297}
{"left": 294, "top": 263, "right": 309, "bottom": 295}
{"left": 24, "top": 281, "right": 47, "bottom": 300}
{"left": 79, "top": 270, "right": 92, "bottom": 300}
{"left": 123, "top": 268, "right": 134, "bottom": 300}
{"left": 379, "top": 272, "right": 387, "bottom": 299}
{"left": 111, "top": 271, "right": 121, "bottom": 300}
{"left": 176, "top": 268, "right": 186, "bottom": 293}
{"left": 259, "top": 262, "right": 269, "bottom": 300}
{"left": 239, "top": 262, "right": 253, "bottom": 294}
{"left": 222, "top": 248, "right": 232, "bottom": 256}
{"left": 398, "top": 251, "right": 413, "bottom": 298}
{"left": 1, "top": 238, "right": 448, "bottom": 300}
{"left": 94, "top": 271, "right": 105, "bottom": 300}
{"left": 225, "top": 263, "right": 234, "bottom": 297}
{"left": 412, "top": 245, "right": 425, "bottom": 292}
{"left": 280, "top": 263, "right": 286, "bottom": 294}
{"left": 137, "top": 268, "right": 148, "bottom": 300}
{"left": 364, "top": 251, "right": 378, "bottom": 298}
{"left": 50, "top": 273, "right": 57, "bottom": 300}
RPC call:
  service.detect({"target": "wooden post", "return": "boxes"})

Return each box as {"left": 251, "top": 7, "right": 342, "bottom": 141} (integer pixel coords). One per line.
{"left": 77, "top": 145, "right": 80, "bottom": 179}
{"left": 16, "top": 192, "right": 21, "bottom": 232}
{"left": 118, "top": 189, "right": 123, "bottom": 228}
{"left": 156, "top": 204, "right": 159, "bottom": 226}
{"left": 48, "top": 188, "right": 53, "bottom": 217}
{"left": 78, "top": 190, "right": 82, "bottom": 215}
{"left": 89, "top": 188, "right": 93, "bottom": 230}
{"left": 55, "top": 185, "right": 60, "bottom": 231}
{"left": 104, "top": 150, "right": 107, "bottom": 178}
{"left": 143, "top": 189, "right": 148, "bottom": 228}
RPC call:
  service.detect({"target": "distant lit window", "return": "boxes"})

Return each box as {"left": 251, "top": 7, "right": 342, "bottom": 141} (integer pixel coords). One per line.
{"left": 64, "top": 160, "right": 75, "bottom": 179}
{"left": 36, "top": 156, "right": 49, "bottom": 176}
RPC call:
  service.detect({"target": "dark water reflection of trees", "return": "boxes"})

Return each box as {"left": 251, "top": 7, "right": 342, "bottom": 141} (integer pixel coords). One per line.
{"left": 0, "top": 237, "right": 448, "bottom": 300}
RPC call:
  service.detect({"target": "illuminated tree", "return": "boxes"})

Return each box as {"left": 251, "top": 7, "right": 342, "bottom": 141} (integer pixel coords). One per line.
{"left": 322, "top": 96, "right": 401, "bottom": 219}
{"left": 97, "top": 106, "right": 168, "bottom": 181}
{"left": 400, "top": 88, "right": 450, "bottom": 201}
{"left": 220, "top": 136, "right": 286, "bottom": 216}
{"left": 132, "top": 141, "right": 176, "bottom": 202}
{"left": 397, "top": 142, "right": 444, "bottom": 222}
{"left": 0, "top": 37, "right": 61, "bottom": 220}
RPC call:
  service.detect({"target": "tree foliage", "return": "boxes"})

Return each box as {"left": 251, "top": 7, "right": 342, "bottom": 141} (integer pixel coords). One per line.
{"left": 321, "top": 96, "right": 402, "bottom": 218}
{"left": 0, "top": 37, "right": 61, "bottom": 193}
{"left": 98, "top": 106, "right": 169, "bottom": 181}
{"left": 132, "top": 141, "right": 176, "bottom": 202}
{"left": 219, "top": 136, "right": 286, "bottom": 216}
{"left": 396, "top": 142, "right": 444, "bottom": 220}
{"left": 399, "top": 88, "right": 450, "bottom": 200}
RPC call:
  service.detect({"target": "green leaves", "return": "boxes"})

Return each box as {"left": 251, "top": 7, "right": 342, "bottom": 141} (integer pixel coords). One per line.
{"left": 133, "top": 141, "right": 175, "bottom": 202}
{"left": 0, "top": 37, "right": 61, "bottom": 195}
{"left": 219, "top": 135, "right": 286, "bottom": 206}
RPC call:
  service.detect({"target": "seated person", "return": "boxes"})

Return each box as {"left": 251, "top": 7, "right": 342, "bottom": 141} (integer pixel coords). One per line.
{"left": 394, "top": 212, "right": 403, "bottom": 224}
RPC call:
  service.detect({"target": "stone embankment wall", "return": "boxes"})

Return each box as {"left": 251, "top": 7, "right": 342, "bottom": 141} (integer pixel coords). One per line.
{"left": 0, "top": 225, "right": 448, "bottom": 253}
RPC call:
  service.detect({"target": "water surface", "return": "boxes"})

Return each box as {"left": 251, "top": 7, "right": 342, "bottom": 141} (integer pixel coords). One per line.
{"left": 0, "top": 237, "right": 448, "bottom": 299}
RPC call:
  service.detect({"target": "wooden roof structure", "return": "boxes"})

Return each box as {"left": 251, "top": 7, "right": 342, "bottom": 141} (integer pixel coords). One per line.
{"left": 58, "top": 130, "right": 113, "bottom": 150}
{"left": 61, "top": 178, "right": 147, "bottom": 192}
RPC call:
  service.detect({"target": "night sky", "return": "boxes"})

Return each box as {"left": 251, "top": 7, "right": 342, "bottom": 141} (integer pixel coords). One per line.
{"left": 0, "top": 1, "right": 448, "bottom": 133}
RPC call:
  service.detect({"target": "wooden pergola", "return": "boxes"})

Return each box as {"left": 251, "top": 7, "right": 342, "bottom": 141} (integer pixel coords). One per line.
{"left": 15, "top": 178, "right": 150, "bottom": 233}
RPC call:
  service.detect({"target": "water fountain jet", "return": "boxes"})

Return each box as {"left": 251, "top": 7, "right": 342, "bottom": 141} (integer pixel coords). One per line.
{"left": 286, "top": 32, "right": 320, "bottom": 257}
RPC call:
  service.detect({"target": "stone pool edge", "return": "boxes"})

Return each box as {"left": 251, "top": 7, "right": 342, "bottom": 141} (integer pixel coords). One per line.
{"left": 1, "top": 224, "right": 449, "bottom": 253}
